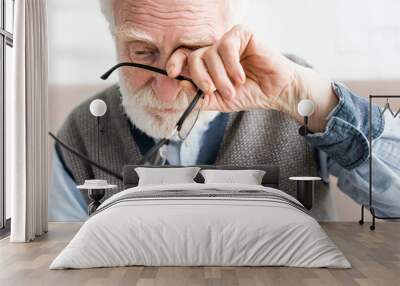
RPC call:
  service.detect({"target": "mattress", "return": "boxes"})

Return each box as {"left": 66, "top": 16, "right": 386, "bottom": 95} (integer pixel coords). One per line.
{"left": 50, "top": 183, "right": 350, "bottom": 269}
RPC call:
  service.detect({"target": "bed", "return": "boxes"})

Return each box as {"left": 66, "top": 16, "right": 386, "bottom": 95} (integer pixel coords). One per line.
{"left": 50, "top": 165, "right": 350, "bottom": 269}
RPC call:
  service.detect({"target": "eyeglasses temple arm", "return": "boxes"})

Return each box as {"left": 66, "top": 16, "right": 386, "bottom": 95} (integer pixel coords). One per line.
{"left": 138, "top": 138, "right": 170, "bottom": 165}
{"left": 49, "top": 132, "right": 123, "bottom": 181}
{"left": 100, "top": 62, "right": 194, "bottom": 84}
{"left": 176, "top": 89, "right": 204, "bottom": 131}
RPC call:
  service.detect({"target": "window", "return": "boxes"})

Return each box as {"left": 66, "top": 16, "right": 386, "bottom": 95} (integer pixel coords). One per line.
{"left": 0, "top": 0, "right": 14, "bottom": 234}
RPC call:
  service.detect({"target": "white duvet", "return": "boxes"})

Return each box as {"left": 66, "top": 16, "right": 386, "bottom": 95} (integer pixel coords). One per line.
{"left": 50, "top": 183, "right": 350, "bottom": 269}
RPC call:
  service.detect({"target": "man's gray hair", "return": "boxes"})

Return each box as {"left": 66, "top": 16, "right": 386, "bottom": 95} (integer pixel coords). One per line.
{"left": 99, "top": 0, "right": 247, "bottom": 31}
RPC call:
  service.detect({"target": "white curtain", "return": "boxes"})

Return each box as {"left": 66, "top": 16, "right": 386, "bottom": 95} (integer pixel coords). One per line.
{"left": 8, "top": 0, "right": 48, "bottom": 242}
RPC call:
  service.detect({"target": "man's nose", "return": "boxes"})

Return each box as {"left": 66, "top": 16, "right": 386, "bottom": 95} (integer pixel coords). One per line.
{"left": 151, "top": 75, "right": 181, "bottom": 104}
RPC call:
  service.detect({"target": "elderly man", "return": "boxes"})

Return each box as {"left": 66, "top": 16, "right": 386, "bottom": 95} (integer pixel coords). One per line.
{"left": 49, "top": 0, "right": 400, "bottom": 221}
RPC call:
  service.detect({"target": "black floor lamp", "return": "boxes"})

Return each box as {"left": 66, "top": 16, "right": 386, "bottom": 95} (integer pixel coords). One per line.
{"left": 78, "top": 99, "right": 117, "bottom": 215}
{"left": 359, "top": 95, "right": 400, "bottom": 230}
{"left": 290, "top": 99, "right": 322, "bottom": 210}
{"left": 89, "top": 99, "right": 107, "bottom": 165}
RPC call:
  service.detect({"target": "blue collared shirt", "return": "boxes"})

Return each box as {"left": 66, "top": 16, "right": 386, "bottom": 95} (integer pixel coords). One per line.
{"left": 49, "top": 83, "right": 400, "bottom": 221}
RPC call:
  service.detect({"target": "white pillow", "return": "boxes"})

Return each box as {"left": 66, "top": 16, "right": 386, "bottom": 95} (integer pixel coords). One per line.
{"left": 135, "top": 167, "right": 201, "bottom": 186}
{"left": 200, "top": 169, "right": 266, "bottom": 185}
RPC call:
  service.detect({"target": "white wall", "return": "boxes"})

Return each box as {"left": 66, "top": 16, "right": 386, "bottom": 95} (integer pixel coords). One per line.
{"left": 48, "top": 0, "right": 400, "bottom": 85}
{"left": 246, "top": 0, "right": 400, "bottom": 80}
{"left": 48, "top": 0, "right": 117, "bottom": 85}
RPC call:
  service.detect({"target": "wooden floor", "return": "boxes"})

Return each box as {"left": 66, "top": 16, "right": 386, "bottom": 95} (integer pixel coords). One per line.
{"left": 0, "top": 222, "right": 399, "bottom": 286}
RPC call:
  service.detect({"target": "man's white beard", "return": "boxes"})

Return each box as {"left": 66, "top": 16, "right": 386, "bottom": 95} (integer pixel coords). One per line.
{"left": 119, "top": 76, "right": 219, "bottom": 140}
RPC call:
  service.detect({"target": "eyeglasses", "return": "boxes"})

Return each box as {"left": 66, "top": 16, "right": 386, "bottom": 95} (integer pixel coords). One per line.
{"left": 101, "top": 62, "right": 205, "bottom": 164}
{"left": 47, "top": 62, "right": 204, "bottom": 177}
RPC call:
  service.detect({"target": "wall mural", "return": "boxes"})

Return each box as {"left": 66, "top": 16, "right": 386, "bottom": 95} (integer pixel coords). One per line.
{"left": 48, "top": 1, "right": 400, "bottom": 228}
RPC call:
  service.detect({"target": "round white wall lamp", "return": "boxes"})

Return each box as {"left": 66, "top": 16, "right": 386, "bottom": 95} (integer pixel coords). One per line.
{"left": 90, "top": 99, "right": 107, "bottom": 117}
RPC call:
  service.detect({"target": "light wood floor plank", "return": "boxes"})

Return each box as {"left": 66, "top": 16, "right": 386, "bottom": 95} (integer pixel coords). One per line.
{"left": 0, "top": 222, "right": 399, "bottom": 286}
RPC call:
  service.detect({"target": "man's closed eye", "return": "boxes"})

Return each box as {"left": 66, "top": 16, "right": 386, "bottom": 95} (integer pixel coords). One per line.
{"left": 128, "top": 46, "right": 158, "bottom": 63}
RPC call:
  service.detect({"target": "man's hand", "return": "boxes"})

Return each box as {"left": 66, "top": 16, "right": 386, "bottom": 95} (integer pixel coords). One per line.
{"left": 166, "top": 25, "right": 338, "bottom": 132}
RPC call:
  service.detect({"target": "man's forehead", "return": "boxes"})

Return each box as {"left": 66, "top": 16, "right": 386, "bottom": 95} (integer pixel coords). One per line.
{"left": 114, "top": 0, "right": 225, "bottom": 21}
{"left": 114, "top": 23, "right": 218, "bottom": 47}
{"left": 114, "top": 0, "right": 222, "bottom": 11}
{"left": 112, "top": 0, "right": 227, "bottom": 45}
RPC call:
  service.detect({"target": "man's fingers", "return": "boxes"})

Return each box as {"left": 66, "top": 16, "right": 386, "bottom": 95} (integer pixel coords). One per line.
{"left": 203, "top": 48, "right": 236, "bottom": 99}
{"left": 166, "top": 48, "right": 190, "bottom": 78}
{"left": 168, "top": 25, "right": 252, "bottom": 103}
{"left": 187, "top": 48, "right": 216, "bottom": 95}
{"left": 218, "top": 37, "right": 246, "bottom": 85}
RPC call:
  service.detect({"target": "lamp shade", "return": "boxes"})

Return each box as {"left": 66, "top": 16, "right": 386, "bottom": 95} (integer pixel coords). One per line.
{"left": 89, "top": 99, "right": 107, "bottom": 117}
{"left": 297, "top": 99, "right": 315, "bottom": 117}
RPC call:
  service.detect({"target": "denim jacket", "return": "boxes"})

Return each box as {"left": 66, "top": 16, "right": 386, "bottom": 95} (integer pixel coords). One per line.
{"left": 311, "top": 83, "right": 400, "bottom": 217}
{"left": 49, "top": 83, "right": 400, "bottom": 221}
